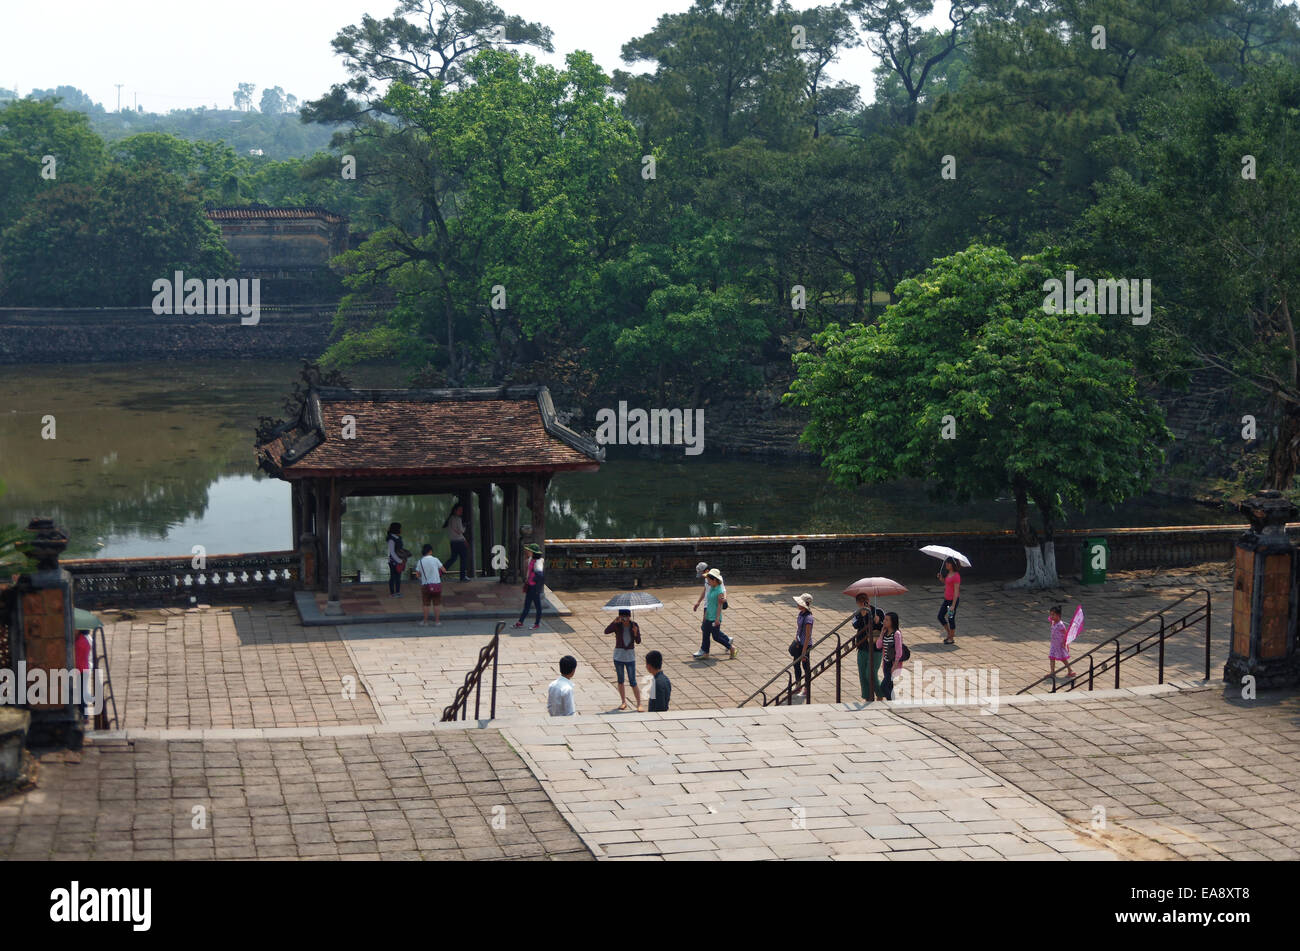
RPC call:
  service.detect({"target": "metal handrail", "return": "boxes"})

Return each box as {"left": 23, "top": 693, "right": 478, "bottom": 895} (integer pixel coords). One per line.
{"left": 440, "top": 622, "right": 503, "bottom": 721}
{"left": 1016, "top": 589, "right": 1211, "bottom": 695}
{"left": 740, "top": 611, "right": 876, "bottom": 707}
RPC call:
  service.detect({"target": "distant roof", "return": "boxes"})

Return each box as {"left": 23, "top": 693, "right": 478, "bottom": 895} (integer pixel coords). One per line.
{"left": 207, "top": 205, "right": 346, "bottom": 224}
{"left": 256, "top": 385, "right": 604, "bottom": 481}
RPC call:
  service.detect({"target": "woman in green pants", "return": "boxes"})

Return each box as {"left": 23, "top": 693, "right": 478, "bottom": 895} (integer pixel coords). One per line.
{"left": 851, "top": 593, "right": 884, "bottom": 700}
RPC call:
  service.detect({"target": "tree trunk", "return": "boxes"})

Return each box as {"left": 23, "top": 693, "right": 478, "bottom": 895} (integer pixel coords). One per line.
{"left": 1265, "top": 404, "right": 1300, "bottom": 490}
{"left": 1006, "top": 482, "right": 1058, "bottom": 589}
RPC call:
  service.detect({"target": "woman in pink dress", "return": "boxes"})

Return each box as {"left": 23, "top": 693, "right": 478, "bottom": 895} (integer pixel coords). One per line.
{"left": 1048, "top": 605, "right": 1076, "bottom": 678}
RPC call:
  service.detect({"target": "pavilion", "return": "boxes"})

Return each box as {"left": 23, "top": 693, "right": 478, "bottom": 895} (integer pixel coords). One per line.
{"left": 255, "top": 385, "right": 603, "bottom": 615}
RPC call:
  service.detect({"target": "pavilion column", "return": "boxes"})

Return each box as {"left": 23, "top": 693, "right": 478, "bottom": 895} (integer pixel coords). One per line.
{"left": 313, "top": 477, "right": 328, "bottom": 590}
{"left": 291, "top": 482, "right": 302, "bottom": 547}
{"left": 478, "top": 484, "right": 495, "bottom": 576}
{"left": 502, "top": 483, "right": 520, "bottom": 584}
{"left": 528, "top": 475, "right": 549, "bottom": 550}
{"left": 461, "top": 488, "right": 475, "bottom": 580}
{"left": 324, "top": 478, "right": 343, "bottom": 615}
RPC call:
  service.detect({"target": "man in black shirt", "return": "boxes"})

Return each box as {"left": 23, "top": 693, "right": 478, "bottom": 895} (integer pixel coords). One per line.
{"left": 645, "top": 650, "right": 671, "bottom": 712}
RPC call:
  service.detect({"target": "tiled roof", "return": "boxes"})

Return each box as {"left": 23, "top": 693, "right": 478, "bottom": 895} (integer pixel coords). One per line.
{"left": 207, "top": 206, "right": 346, "bottom": 223}
{"left": 256, "top": 386, "right": 603, "bottom": 479}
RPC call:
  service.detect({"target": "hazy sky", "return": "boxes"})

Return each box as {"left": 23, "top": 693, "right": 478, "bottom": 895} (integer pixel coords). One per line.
{"left": 1, "top": 0, "right": 913, "bottom": 112}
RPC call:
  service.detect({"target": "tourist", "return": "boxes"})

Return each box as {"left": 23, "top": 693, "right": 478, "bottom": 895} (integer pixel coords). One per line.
{"left": 514, "top": 543, "right": 545, "bottom": 629}
{"left": 1048, "top": 605, "right": 1077, "bottom": 678}
{"left": 789, "top": 593, "right": 815, "bottom": 702}
{"left": 386, "top": 521, "right": 410, "bottom": 598}
{"left": 938, "top": 556, "right": 961, "bottom": 645}
{"left": 416, "top": 544, "right": 446, "bottom": 626}
{"left": 443, "top": 502, "right": 471, "bottom": 582}
{"left": 547, "top": 655, "right": 578, "bottom": 716}
{"left": 645, "top": 650, "right": 671, "bottom": 712}
{"left": 851, "top": 592, "right": 884, "bottom": 701}
{"left": 74, "top": 624, "right": 94, "bottom": 722}
{"left": 605, "top": 608, "right": 642, "bottom": 711}
{"left": 694, "top": 568, "right": 737, "bottom": 659}
{"left": 876, "top": 612, "right": 907, "bottom": 701}
{"left": 691, "top": 561, "right": 710, "bottom": 612}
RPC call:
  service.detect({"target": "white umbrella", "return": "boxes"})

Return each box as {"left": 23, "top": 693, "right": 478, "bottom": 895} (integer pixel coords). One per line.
{"left": 920, "top": 545, "right": 971, "bottom": 568}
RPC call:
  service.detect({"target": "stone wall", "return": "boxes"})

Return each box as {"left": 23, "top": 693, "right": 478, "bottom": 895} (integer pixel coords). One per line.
{"left": 543, "top": 524, "right": 1261, "bottom": 588}
{"left": 0, "top": 306, "right": 365, "bottom": 364}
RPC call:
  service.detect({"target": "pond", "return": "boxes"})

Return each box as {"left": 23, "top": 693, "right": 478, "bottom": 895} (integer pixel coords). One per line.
{"left": 0, "top": 360, "right": 1240, "bottom": 580}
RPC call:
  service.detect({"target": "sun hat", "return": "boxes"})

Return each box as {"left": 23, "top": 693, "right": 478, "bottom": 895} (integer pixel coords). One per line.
{"left": 695, "top": 561, "right": 708, "bottom": 576}
{"left": 524, "top": 543, "right": 542, "bottom": 555}
{"left": 705, "top": 568, "right": 723, "bottom": 582}
{"left": 793, "top": 593, "right": 813, "bottom": 610}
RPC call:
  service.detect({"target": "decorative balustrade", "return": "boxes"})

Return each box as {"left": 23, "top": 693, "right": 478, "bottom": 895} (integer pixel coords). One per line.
{"left": 63, "top": 551, "right": 298, "bottom": 608}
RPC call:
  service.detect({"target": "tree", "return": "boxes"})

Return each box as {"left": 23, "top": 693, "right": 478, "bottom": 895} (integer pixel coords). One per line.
{"left": 0, "top": 165, "right": 236, "bottom": 306}
{"left": 322, "top": 50, "right": 644, "bottom": 383}
{"left": 260, "top": 86, "right": 287, "bottom": 115}
{"left": 233, "top": 83, "right": 256, "bottom": 111}
{"left": 785, "top": 244, "right": 1168, "bottom": 587}
{"left": 1076, "top": 58, "right": 1300, "bottom": 489}
{"left": 615, "top": 0, "right": 810, "bottom": 150}
{"left": 847, "top": 0, "right": 984, "bottom": 125}
{"left": 0, "top": 98, "right": 106, "bottom": 228}
{"left": 0, "top": 480, "right": 33, "bottom": 577}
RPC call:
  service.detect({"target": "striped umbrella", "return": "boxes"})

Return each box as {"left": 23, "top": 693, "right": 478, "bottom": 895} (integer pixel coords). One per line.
{"left": 601, "top": 592, "right": 664, "bottom": 611}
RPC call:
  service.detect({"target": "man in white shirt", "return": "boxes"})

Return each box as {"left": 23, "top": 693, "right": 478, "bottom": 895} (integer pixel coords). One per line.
{"left": 416, "top": 544, "right": 446, "bottom": 626}
{"left": 547, "top": 655, "right": 578, "bottom": 716}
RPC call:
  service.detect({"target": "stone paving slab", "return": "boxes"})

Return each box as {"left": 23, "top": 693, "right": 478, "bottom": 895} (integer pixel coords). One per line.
{"left": 497, "top": 703, "right": 1119, "bottom": 861}
{"left": 0, "top": 730, "right": 591, "bottom": 861}
{"left": 299, "top": 580, "right": 570, "bottom": 625}
{"left": 891, "top": 684, "right": 1300, "bottom": 861}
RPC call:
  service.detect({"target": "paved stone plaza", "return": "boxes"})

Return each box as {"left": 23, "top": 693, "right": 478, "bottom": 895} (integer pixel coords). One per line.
{"left": 3, "top": 562, "right": 1297, "bottom": 861}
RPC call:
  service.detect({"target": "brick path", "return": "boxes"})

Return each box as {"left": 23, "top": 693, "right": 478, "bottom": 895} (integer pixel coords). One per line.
{"left": 0, "top": 729, "right": 591, "bottom": 860}
{"left": 101, "top": 604, "right": 379, "bottom": 729}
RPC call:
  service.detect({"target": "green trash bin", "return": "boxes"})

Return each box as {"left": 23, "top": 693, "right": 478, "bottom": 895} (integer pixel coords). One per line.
{"left": 1082, "top": 537, "right": 1109, "bottom": 584}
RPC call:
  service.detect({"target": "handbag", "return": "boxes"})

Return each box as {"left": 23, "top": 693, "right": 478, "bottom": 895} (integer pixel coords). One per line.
{"left": 788, "top": 639, "right": 802, "bottom": 659}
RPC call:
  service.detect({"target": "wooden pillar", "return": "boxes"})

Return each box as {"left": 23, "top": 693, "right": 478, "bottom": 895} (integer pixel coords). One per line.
{"left": 529, "top": 475, "right": 549, "bottom": 550}
{"left": 478, "top": 484, "right": 495, "bottom": 576}
{"left": 313, "top": 477, "right": 328, "bottom": 589}
{"left": 291, "top": 481, "right": 302, "bottom": 548}
{"left": 324, "top": 478, "right": 343, "bottom": 615}
{"left": 462, "top": 487, "right": 475, "bottom": 580}
{"left": 502, "top": 483, "right": 519, "bottom": 584}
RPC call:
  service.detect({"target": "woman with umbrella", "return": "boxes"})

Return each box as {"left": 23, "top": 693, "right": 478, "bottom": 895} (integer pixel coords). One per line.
{"left": 843, "top": 577, "right": 907, "bottom": 701}
{"left": 605, "top": 609, "right": 643, "bottom": 711}
{"left": 920, "top": 547, "right": 967, "bottom": 647}
{"left": 601, "top": 592, "right": 663, "bottom": 711}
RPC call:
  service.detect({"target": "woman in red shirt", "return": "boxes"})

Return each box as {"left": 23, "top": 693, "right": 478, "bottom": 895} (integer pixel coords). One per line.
{"left": 938, "top": 557, "right": 961, "bottom": 645}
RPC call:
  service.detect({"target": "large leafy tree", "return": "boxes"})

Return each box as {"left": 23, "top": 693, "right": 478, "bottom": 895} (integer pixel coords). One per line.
{"left": 0, "top": 164, "right": 235, "bottom": 306}
{"left": 0, "top": 98, "right": 106, "bottom": 229}
{"left": 1077, "top": 57, "right": 1300, "bottom": 489}
{"left": 786, "top": 244, "right": 1168, "bottom": 587}
{"left": 324, "top": 50, "right": 644, "bottom": 383}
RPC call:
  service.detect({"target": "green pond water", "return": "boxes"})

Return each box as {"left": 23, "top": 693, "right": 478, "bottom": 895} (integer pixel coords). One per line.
{"left": 0, "top": 360, "right": 1240, "bottom": 581}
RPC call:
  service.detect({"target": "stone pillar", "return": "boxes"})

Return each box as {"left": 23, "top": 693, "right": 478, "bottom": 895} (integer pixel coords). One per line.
{"left": 12, "top": 518, "right": 83, "bottom": 750}
{"left": 1225, "top": 490, "right": 1300, "bottom": 689}
{"left": 528, "top": 475, "right": 549, "bottom": 550}
{"left": 324, "top": 479, "right": 343, "bottom": 616}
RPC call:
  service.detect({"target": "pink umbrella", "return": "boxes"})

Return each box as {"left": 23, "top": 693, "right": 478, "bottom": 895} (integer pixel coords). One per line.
{"left": 1066, "top": 605, "right": 1084, "bottom": 646}
{"left": 842, "top": 577, "right": 908, "bottom": 598}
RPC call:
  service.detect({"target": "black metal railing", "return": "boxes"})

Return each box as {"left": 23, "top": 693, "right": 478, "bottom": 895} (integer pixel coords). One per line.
{"left": 440, "top": 623, "right": 503, "bottom": 722}
{"left": 1016, "top": 589, "right": 1212, "bottom": 695}
{"left": 740, "top": 612, "right": 877, "bottom": 707}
